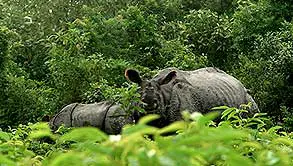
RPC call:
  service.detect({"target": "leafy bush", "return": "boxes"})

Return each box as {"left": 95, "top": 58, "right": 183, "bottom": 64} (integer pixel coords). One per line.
{"left": 233, "top": 23, "right": 293, "bottom": 128}
{"left": 0, "top": 27, "right": 10, "bottom": 114}
{"left": 183, "top": 9, "right": 235, "bottom": 70}
{"left": 231, "top": 0, "right": 284, "bottom": 54}
{"left": 1, "top": 0, "right": 293, "bottom": 133}
{"left": 1, "top": 108, "right": 293, "bottom": 165}
{"left": 0, "top": 27, "right": 56, "bottom": 129}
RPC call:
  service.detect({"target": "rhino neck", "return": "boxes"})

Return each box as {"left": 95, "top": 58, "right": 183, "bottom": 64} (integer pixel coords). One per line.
{"left": 160, "top": 84, "right": 173, "bottom": 109}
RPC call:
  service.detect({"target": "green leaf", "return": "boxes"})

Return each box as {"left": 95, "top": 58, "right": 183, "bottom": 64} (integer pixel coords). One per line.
{"left": 225, "top": 152, "right": 253, "bottom": 166}
{"left": 221, "top": 108, "right": 236, "bottom": 120}
{"left": 29, "top": 122, "right": 55, "bottom": 140}
{"left": 122, "top": 124, "right": 158, "bottom": 135}
{"left": 157, "top": 121, "right": 186, "bottom": 135}
{"left": 0, "top": 131, "right": 11, "bottom": 142}
{"left": 267, "top": 126, "right": 282, "bottom": 134}
{"left": 59, "top": 127, "right": 108, "bottom": 143}
{"left": 253, "top": 113, "right": 267, "bottom": 118}
{"left": 240, "top": 142, "right": 262, "bottom": 150}
{"left": 0, "top": 155, "right": 16, "bottom": 166}
{"left": 197, "top": 112, "right": 219, "bottom": 128}
{"left": 272, "top": 138, "right": 293, "bottom": 147}
{"left": 138, "top": 114, "right": 160, "bottom": 125}
{"left": 50, "top": 152, "right": 86, "bottom": 166}
{"left": 227, "top": 111, "right": 238, "bottom": 120}
{"left": 212, "top": 106, "right": 230, "bottom": 110}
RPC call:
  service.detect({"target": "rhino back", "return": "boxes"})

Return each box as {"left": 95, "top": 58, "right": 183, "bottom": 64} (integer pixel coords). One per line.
{"left": 167, "top": 71, "right": 250, "bottom": 122}
{"left": 152, "top": 67, "right": 227, "bottom": 90}
{"left": 49, "top": 103, "right": 77, "bottom": 130}
{"left": 150, "top": 67, "right": 256, "bottom": 124}
{"left": 71, "top": 101, "right": 111, "bottom": 127}
{"left": 104, "top": 105, "right": 135, "bottom": 134}
{"left": 188, "top": 71, "right": 248, "bottom": 108}
{"left": 160, "top": 67, "right": 248, "bottom": 108}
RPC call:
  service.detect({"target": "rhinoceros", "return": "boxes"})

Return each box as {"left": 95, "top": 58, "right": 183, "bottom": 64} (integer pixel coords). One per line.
{"left": 125, "top": 67, "right": 259, "bottom": 126}
{"left": 49, "top": 101, "right": 136, "bottom": 134}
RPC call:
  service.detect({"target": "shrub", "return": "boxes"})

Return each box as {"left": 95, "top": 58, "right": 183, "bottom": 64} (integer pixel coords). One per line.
{"left": 231, "top": 0, "right": 284, "bottom": 54}
{"left": 183, "top": 10, "right": 234, "bottom": 70}
{"left": 1, "top": 107, "right": 293, "bottom": 165}
{"left": 233, "top": 23, "right": 293, "bottom": 128}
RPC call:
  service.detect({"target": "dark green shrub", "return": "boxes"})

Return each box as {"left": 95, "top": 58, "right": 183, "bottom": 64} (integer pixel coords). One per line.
{"left": 135, "top": 0, "right": 184, "bottom": 22}
{"left": 271, "top": 0, "right": 293, "bottom": 22}
{"left": 121, "top": 6, "right": 164, "bottom": 69}
{"left": 231, "top": 0, "right": 284, "bottom": 54}
{"left": 183, "top": 10, "right": 234, "bottom": 70}
{"left": 161, "top": 39, "right": 208, "bottom": 70}
{"left": 1, "top": 74, "right": 56, "bottom": 128}
{"left": 0, "top": 27, "right": 10, "bottom": 126}
{"left": 182, "top": 0, "right": 234, "bottom": 14}
{"left": 233, "top": 23, "right": 293, "bottom": 128}
{"left": 1, "top": 0, "right": 293, "bottom": 131}
{"left": 9, "top": 39, "right": 51, "bottom": 81}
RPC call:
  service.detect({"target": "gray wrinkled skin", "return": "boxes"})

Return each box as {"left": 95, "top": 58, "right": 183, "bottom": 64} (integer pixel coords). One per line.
{"left": 125, "top": 67, "right": 259, "bottom": 126}
{"left": 49, "top": 101, "right": 135, "bottom": 134}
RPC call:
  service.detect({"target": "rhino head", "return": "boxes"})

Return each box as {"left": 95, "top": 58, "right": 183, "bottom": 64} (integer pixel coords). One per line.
{"left": 125, "top": 69, "right": 177, "bottom": 115}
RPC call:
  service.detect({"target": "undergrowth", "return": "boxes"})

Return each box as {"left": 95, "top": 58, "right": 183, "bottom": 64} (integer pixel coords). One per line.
{"left": 1, "top": 107, "right": 293, "bottom": 166}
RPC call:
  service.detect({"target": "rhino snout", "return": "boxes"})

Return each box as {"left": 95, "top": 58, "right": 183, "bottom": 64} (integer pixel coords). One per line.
{"left": 141, "top": 100, "right": 158, "bottom": 111}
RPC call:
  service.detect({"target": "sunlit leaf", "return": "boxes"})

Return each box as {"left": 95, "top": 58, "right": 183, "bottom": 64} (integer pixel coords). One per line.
{"left": 267, "top": 126, "right": 282, "bottom": 134}
{"left": 197, "top": 112, "right": 219, "bottom": 128}
{"left": 221, "top": 108, "right": 236, "bottom": 119}
{"left": 211, "top": 106, "right": 230, "bottom": 110}
{"left": 272, "top": 138, "right": 293, "bottom": 147}
{"left": 157, "top": 121, "right": 186, "bottom": 135}
{"left": 29, "top": 122, "right": 55, "bottom": 140}
{"left": 138, "top": 114, "right": 160, "bottom": 125}
{"left": 59, "top": 127, "right": 108, "bottom": 143}
{"left": 122, "top": 124, "right": 158, "bottom": 135}
{"left": 240, "top": 142, "right": 262, "bottom": 150}
{"left": 0, "top": 131, "right": 11, "bottom": 142}
{"left": 0, "top": 155, "right": 15, "bottom": 166}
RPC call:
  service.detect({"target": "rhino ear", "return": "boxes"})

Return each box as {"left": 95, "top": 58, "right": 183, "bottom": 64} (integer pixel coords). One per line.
{"left": 159, "top": 71, "right": 177, "bottom": 85}
{"left": 125, "top": 69, "right": 142, "bottom": 85}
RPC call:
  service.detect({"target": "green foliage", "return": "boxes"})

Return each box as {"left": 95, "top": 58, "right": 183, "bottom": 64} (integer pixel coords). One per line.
{"left": 1, "top": 75, "right": 55, "bottom": 128}
{"left": 0, "top": 27, "right": 10, "bottom": 121}
{"left": 1, "top": 0, "right": 293, "bottom": 164}
{"left": 233, "top": 22, "right": 293, "bottom": 128}
{"left": 1, "top": 108, "right": 293, "bottom": 165}
{"left": 164, "top": 39, "right": 208, "bottom": 70}
{"left": 184, "top": 9, "right": 234, "bottom": 69}
{"left": 231, "top": 0, "right": 284, "bottom": 54}
{"left": 1, "top": 0, "right": 293, "bottom": 133}
{"left": 0, "top": 27, "right": 55, "bottom": 128}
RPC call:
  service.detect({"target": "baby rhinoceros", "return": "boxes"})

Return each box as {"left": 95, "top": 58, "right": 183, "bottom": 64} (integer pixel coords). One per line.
{"left": 49, "top": 101, "right": 135, "bottom": 134}
{"left": 125, "top": 67, "right": 259, "bottom": 127}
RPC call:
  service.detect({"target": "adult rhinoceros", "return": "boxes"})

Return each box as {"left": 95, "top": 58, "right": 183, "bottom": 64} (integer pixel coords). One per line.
{"left": 125, "top": 67, "right": 259, "bottom": 126}
{"left": 49, "top": 101, "right": 136, "bottom": 134}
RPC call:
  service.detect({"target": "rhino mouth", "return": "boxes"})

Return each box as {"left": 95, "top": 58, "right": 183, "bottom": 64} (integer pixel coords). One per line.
{"left": 142, "top": 102, "right": 159, "bottom": 113}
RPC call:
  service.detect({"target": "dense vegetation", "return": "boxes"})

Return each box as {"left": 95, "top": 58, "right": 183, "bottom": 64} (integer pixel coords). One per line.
{"left": 0, "top": 0, "right": 293, "bottom": 165}
{"left": 2, "top": 108, "right": 293, "bottom": 165}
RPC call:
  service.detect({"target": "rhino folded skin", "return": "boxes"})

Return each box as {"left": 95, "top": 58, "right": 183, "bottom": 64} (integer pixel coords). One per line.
{"left": 126, "top": 67, "right": 260, "bottom": 126}
{"left": 49, "top": 103, "right": 77, "bottom": 131}
{"left": 160, "top": 68, "right": 259, "bottom": 121}
{"left": 49, "top": 101, "right": 135, "bottom": 134}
